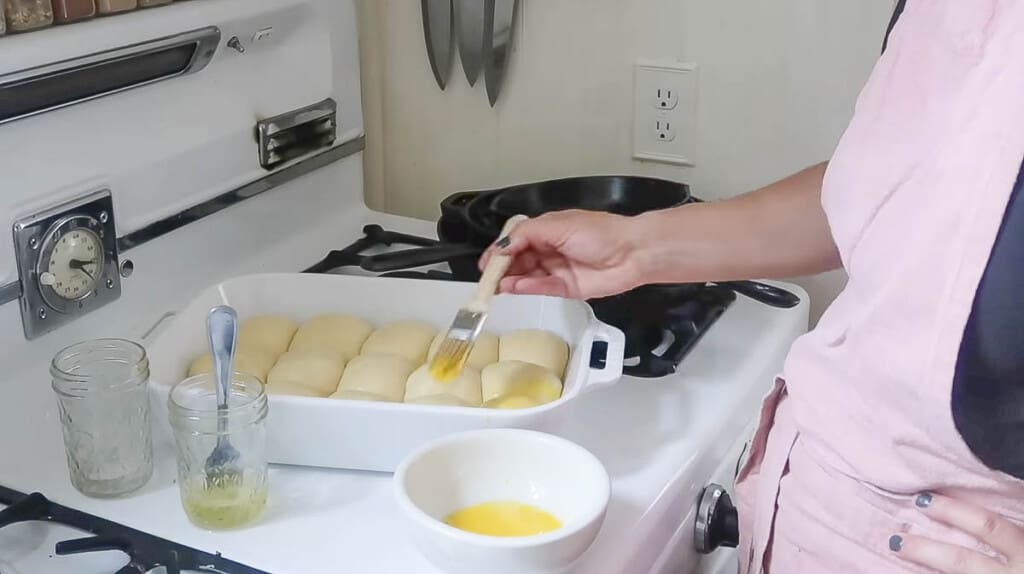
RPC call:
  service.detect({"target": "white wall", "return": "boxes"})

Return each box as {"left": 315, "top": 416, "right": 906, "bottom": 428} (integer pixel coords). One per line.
{"left": 356, "top": 0, "right": 896, "bottom": 320}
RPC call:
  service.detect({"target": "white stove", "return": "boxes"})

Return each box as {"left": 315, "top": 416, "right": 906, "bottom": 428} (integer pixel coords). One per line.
{"left": 0, "top": 0, "right": 809, "bottom": 572}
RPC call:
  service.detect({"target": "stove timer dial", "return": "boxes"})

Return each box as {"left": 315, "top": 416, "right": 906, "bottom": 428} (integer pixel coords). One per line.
{"left": 13, "top": 189, "right": 122, "bottom": 340}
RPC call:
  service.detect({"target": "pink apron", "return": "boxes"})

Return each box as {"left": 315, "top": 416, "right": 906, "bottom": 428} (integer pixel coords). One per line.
{"left": 735, "top": 2, "right": 1024, "bottom": 572}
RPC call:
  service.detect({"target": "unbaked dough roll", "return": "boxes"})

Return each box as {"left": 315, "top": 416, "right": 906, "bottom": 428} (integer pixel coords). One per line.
{"left": 404, "top": 364, "right": 482, "bottom": 406}
{"left": 498, "top": 329, "right": 569, "bottom": 378}
{"left": 330, "top": 389, "right": 392, "bottom": 402}
{"left": 267, "top": 350, "right": 346, "bottom": 395}
{"left": 266, "top": 381, "right": 330, "bottom": 398}
{"left": 427, "top": 331, "right": 499, "bottom": 371}
{"left": 289, "top": 314, "right": 374, "bottom": 360}
{"left": 483, "top": 395, "right": 541, "bottom": 410}
{"left": 360, "top": 320, "right": 437, "bottom": 364}
{"left": 336, "top": 354, "right": 417, "bottom": 402}
{"left": 481, "top": 360, "right": 563, "bottom": 405}
{"left": 187, "top": 351, "right": 274, "bottom": 383}
{"left": 238, "top": 315, "right": 299, "bottom": 357}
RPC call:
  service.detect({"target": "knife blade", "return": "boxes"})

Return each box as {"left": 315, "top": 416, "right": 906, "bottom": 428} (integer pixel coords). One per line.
{"left": 421, "top": 0, "right": 453, "bottom": 90}
{"left": 483, "top": 0, "right": 517, "bottom": 106}
{"left": 455, "top": 0, "right": 486, "bottom": 86}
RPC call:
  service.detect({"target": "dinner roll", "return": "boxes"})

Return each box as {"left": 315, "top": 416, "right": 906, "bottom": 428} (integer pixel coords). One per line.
{"left": 238, "top": 315, "right": 299, "bottom": 357}
{"left": 483, "top": 395, "right": 541, "bottom": 410}
{"left": 289, "top": 314, "right": 374, "bottom": 360}
{"left": 427, "top": 331, "right": 499, "bottom": 371}
{"left": 360, "top": 320, "right": 437, "bottom": 363}
{"left": 404, "top": 364, "right": 482, "bottom": 406}
{"left": 266, "top": 381, "right": 329, "bottom": 398}
{"left": 187, "top": 351, "right": 274, "bottom": 383}
{"left": 336, "top": 354, "right": 417, "bottom": 402}
{"left": 267, "top": 350, "right": 346, "bottom": 395}
{"left": 481, "top": 360, "right": 563, "bottom": 405}
{"left": 329, "top": 389, "right": 392, "bottom": 402}
{"left": 498, "top": 329, "right": 569, "bottom": 378}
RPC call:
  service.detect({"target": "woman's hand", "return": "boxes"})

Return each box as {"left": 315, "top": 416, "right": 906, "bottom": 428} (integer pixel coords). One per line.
{"left": 478, "top": 209, "right": 646, "bottom": 299}
{"left": 890, "top": 493, "right": 1024, "bottom": 573}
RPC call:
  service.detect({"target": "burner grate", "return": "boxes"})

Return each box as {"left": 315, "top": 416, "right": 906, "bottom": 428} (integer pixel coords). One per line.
{"left": 0, "top": 486, "right": 266, "bottom": 574}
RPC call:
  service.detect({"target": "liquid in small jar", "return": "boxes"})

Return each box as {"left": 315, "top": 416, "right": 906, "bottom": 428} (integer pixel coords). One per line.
{"left": 181, "top": 473, "right": 268, "bottom": 530}
{"left": 444, "top": 501, "right": 562, "bottom": 537}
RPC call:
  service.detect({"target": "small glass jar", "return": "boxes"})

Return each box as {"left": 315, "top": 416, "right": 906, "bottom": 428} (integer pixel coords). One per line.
{"left": 168, "top": 373, "right": 269, "bottom": 530}
{"left": 95, "top": 0, "right": 133, "bottom": 15}
{"left": 51, "top": 339, "right": 154, "bottom": 498}
{"left": 52, "top": 0, "right": 94, "bottom": 23}
{"left": 5, "top": 0, "right": 53, "bottom": 32}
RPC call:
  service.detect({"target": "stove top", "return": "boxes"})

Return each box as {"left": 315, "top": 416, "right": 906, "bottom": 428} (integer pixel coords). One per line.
{"left": 306, "top": 225, "right": 735, "bottom": 378}
{"left": 0, "top": 485, "right": 266, "bottom": 574}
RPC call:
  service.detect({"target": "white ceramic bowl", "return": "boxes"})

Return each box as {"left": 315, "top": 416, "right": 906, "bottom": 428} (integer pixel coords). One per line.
{"left": 393, "top": 429, "right": 611, "bottom": 574}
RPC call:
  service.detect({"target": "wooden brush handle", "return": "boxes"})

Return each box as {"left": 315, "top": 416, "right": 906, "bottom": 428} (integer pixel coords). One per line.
{"left": 468, "top": 215, "right": 528, "bottom": 311}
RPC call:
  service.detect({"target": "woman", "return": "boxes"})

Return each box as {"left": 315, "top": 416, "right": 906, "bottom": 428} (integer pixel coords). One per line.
{"left": 481, "top": 1, "right": 1024, "bottom": 572}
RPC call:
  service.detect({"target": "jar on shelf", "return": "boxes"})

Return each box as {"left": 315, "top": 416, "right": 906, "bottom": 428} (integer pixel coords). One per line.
{"left": 51, "top": 339, "right": 154, "bottom": 498}
{"left": 5, "top": 0, "right": 54, "bottom": 32}
{"left": 138, "top": 0, "right": 171, "bottom": 6}
{"left": 96, "top": 0, "right": 134, "bottom": 15}
{"left": 52, "top": 0, "right": 94, "bottom": 23}
{"left": 168, "top": 372, "right": 269, "bottom": 530}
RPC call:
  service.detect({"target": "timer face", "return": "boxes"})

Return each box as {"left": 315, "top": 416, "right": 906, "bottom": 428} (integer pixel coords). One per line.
{"left": 45, "top": 228, "right": 104, "bottom": 300}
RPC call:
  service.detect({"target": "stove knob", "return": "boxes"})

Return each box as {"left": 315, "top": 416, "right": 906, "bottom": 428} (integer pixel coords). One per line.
{"left": 694, "top": 483, "right": 739, "bottom": 554}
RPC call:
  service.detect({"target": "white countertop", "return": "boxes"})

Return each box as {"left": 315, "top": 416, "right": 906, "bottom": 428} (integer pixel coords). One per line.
{"left": 0, "top": 290, "right": 806, "bottom": 574}
{"left": 0, "top": 165, "right": 809, "bottom": 573}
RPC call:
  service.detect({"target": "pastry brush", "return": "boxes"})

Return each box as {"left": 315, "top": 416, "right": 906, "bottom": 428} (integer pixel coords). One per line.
{"left": 429, "top": 215, "right": 527, "bottom": 381}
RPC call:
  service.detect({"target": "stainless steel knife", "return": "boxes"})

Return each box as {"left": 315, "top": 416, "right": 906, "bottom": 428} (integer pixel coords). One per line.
{"left": 455, "top": 0, "right": 486, "bottom": 86}
{"left": 483, "top": 0, "right": 517, "bottom": 106}
{"left": 422, "top": 0, "right": 453, "bottom": 90}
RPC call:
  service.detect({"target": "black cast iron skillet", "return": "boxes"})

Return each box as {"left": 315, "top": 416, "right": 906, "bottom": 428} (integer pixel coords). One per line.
{"left": 361, "top": 176, "right": 800, "bottom": 309}
{"left": 487, "top": 175, "right": 692, "bottom": 218}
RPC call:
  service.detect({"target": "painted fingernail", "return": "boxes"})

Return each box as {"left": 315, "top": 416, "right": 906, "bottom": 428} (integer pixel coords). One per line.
{"left": 915, "top": 493, "right": 932, "bottom": 508}
{"left": 494, "top": 236, "right": 511, "bottom": 249}
{"left": 888, "top": 534, "right": 903, "bottom": 552}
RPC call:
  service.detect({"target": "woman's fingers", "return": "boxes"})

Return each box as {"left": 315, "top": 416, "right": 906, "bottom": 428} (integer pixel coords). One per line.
{"left": 891, "top": 533, "right": 1005, "bottom": 574}
{"left": 499, "top": 275, "right": 571, "bottom": 297}
{"left": 915, "top": 493, "right": 1024, "bottom": 560}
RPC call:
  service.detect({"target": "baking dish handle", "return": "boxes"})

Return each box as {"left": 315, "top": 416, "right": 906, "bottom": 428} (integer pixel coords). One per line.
{"left": 582, "top": 321, "right": 626, "bottom": 392}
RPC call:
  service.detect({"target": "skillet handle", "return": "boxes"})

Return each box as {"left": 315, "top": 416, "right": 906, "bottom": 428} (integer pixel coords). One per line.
{"left": 361, "top": 244, "right": 483, "bottom": 272}
{"left": 580, "top": 321, "right": 626, "bottom": 393}
{"left": 717, "top": 280, "right": 800, "bottom": 309}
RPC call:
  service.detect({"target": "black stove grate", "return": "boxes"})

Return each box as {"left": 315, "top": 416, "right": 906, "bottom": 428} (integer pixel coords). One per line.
{"left": 0, "top": 485, "right": 267, "bottom": 574}
{"left": 307, "top": 226, "right": 734, "bottom": 377}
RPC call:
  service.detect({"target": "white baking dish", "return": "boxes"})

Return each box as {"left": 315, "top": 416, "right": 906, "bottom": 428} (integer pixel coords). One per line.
{"left": 146, "top": 273, "right": 625, "bottom": 472}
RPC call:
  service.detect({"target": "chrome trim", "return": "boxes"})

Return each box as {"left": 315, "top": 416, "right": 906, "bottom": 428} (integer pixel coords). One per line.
{"left": 0, "top": 136, "right": 365, "bottom": 308}
{"left": 0, "top": 282, "right": 21, "bottom": 306}
{"left": 0, "top": 27, "right": 220, "bottom": 126}
{"left": 117, "top": 136, "right": 365, "bottom": 252}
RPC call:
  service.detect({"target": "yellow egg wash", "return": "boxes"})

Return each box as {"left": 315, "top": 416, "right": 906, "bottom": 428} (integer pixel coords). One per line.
{"left": 444, "top": 501, "right": 562, "bottom": 537}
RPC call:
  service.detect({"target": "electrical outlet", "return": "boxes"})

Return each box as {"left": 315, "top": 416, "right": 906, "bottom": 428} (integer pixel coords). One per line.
{"left": 654, "top": 119, "right": 676, "bottom": 142}
{"left": 633, "top": 60, "right": 698, "bottom": 166}
{"left": 654, "top": 87, "right": 678, "bottom": 110}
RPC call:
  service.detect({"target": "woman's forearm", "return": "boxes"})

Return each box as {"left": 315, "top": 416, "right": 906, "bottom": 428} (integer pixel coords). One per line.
{"left": 630, "top": 162, "right": 841, "bottom": 283}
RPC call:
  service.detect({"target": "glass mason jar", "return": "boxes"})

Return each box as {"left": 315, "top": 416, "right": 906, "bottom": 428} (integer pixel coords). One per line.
{"left": 168, "top": 373, "right": 269, "bottom": 530}
{"left": 51, "top": 339, "right": 154, "bottom": 498}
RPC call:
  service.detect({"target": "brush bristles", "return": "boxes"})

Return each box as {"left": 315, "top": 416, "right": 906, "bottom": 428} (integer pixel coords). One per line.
{"left": 429, "top": 337, "right": 474, "bottom": 381}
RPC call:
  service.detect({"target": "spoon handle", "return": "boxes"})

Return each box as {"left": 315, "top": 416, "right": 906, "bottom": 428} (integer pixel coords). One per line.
{"left": 207, "top": 306, "right": 238, "bottom": 411}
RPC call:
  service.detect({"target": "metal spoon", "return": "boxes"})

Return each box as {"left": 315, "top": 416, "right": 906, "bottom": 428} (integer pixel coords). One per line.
{"left": 204, "top": 305, "right": 241, "bottom": 486}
